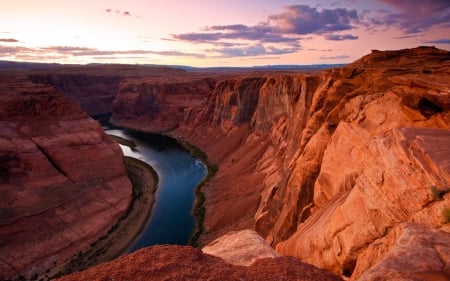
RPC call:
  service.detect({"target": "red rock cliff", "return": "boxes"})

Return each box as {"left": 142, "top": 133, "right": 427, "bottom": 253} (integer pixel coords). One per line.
{"left": 111, "top": 47, "right": 450, "bottom": 280}
{"left": 28, "top": 65, "right": 186, "bottom": 116}
{"left": 0, "top": 75, "right": 132, "bottom": 280}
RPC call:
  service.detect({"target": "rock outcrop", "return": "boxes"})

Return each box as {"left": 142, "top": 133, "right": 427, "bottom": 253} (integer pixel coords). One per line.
{"left": 56, "top": 245, "right": 343, "bottom": 281}
{"left": 111, "top": 47, "right": 450, "bottom": 280}
{"left": 202, "top": 229, "right": 280, "bottom": 266}
{"left": 0, "top": 75, "right": 133, "bottom": 280}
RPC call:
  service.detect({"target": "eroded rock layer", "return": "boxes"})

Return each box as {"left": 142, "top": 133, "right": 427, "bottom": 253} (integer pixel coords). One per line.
{"left": 111, "top": 47, "right": 450, "bottom": 280}
{"left": 0, "top": 75, "right": 132, "bottom": 280}
{"left": 28, "top": 65, "right": 187, "bottom": 115}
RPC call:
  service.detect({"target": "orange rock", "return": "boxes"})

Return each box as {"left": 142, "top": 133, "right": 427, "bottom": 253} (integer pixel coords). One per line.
{"left": 202, "top": 229, "right": 280, "bottom": 266}
{"left": 111, "top": 47, "right": 450, "bottom": 280}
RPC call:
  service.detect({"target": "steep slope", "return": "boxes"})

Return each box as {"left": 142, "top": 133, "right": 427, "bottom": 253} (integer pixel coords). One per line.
{"left": 111, "top": 47, "right": 450, "bottom": 280}
{"left": 28, "top": 65, "right": 186, "bottom": 115}
{"left": 0, "top": 75, "right": 133, "bottom": 280}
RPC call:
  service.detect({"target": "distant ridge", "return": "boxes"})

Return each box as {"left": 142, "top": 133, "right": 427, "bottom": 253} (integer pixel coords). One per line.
{"left": 0, "top": 60, "right": 63, "bottom": 71}
{"left": 0, "top": 60, "right": 342, "bottom": 72}
{"left": 154, "top": 64, "right": 344, "bottom": 72}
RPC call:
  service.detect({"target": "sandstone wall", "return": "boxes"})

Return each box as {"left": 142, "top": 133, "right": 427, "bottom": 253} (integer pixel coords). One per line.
{"left": 111, "top": 47, "right": 450, "bottom": 280}
{"left": 29, "top": 73, "right": 122, "bottom": 116}
{"left": 28, "top": 65, "right": 187, "bottom": 116}
{"left": 0, "top": 75, "right": 133, "bottom": 280}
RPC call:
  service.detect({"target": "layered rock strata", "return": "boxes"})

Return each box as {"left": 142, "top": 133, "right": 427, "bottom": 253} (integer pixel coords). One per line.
{"left": 0, "top": 75, "right": 132, "bottom": 280}
{"left": 111, "top": 47, "right": 450, "bottom": 280}
{"left": 28, "top": 65, "right": 186, "bottom": 115}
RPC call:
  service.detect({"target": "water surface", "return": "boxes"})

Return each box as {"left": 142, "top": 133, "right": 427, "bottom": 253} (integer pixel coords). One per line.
{"left": 104, "top": 128, "right": 207, "bottom": 251}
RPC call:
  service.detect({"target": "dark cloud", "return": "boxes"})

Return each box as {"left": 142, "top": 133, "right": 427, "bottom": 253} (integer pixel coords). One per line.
{"left": 173, "top": 32, "right": 223, "bottom": 42}
{"left": 0, "top": 38, "right": 19, "bottom": 43}
{"left": 324, "top": 34, "right": 358, "bottom": 40}
{"left": 269, "top": 5, "right": 360, "bottom": 35}
{"left": 320, "top": 55, "right": 350, "bottom": 59}
{"left": 374, "top": 0, "right": 450, "bottom": 33}
{"left": 172, "top": 4, "right": 363, "bottom": 57}
{"left": 204, "top": 24, "right": 248, "bottom": 31}
{"left": 174, "top": 23, "right": 299, "bottom": 44}
{"left": 179, "top": 5, "right": 361, "bottom": 41}
{"left": 377, "top": 0, "right": 449, "bottom": 17}
{"left": 423, "top": 38, "right": 450, "bottom": 44}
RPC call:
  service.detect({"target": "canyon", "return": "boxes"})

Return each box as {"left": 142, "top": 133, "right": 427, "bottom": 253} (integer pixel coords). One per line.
{"left": 0, "top": 46, "right": 449, "bottom": 280}
{"left": 111, "top": 47, "right": 450, "bottom": 280}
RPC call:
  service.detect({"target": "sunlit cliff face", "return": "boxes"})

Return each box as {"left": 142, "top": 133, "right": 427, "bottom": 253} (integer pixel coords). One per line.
{"left": 109, "top": 46, "right": 450, "bottom": 280}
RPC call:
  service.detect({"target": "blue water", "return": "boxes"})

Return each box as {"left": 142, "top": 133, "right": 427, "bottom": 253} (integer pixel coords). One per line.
{"left": 104, "top": 128, "right": 207, "bottom": 251}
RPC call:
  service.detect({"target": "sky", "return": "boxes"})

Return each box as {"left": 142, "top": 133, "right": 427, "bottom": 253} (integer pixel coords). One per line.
{"left": 0, "top": 0, "right": 449, "bottom": 67}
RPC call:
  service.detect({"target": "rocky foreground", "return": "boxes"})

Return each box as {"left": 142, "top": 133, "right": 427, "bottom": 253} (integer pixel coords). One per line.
{"left": 57, "top": 244, "right": 342, "bottom": 281}
{"left": 111, "top": 47, "right": 450, "bottom": 280}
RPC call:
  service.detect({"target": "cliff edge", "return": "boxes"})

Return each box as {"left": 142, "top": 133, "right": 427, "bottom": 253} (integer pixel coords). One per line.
{"left": 111, "top": 47, "right": 450, "bottom": 280}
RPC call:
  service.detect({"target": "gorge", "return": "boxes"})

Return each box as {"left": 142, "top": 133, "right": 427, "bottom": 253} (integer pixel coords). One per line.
{"left": 104, "top": 127, "right": 207, "bottom": 248}
{"left": 0, "top": 46, "right": 449, "bottom": 281}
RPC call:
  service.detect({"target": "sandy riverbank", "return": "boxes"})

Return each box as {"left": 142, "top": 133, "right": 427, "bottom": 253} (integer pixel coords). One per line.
{"left": 51, "top": 156, "right": 158, "bottom": 279}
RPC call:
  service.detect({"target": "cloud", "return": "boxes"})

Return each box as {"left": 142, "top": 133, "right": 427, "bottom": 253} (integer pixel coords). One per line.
{"left": 0, "top": 44, "right": 206, "bottom": 60}
{"left": 373, "top": 0, "right": 450, "bottom": 33}
{"left": 174, "top": 5, "right": 363, "bottom": 42}
{"left": 43, "top": 46, "right": 96, "bottom": 52}
{"left": 210, "top": 43, "right": 301, "bottom": 57}
{"left": 320, "top": 55, "right": 350, "bottom": 59}
{"left": 0, "top": 38, "right": 19, "bottom": 43}
{"left": 105, "top": 8, "right": 132, "bottom": 17}
{"left": 172, "top": 4, "right": 363, "bottom": 57}
{"left": 423, "top": 38, "right": 450, "bottom": 44}
{"left": 49, "top": 46, "right": 205, "bottom": 58}
{"left": 377, "top": 0, "right": 449, "bottom": 17}
{"left": 393, "top": 34, "right": 421, "bottom": 39}
{"left": 269, "top": 5, "right": 360, "bottom": 35}
{"left": 0, "top": 45, "right": 28, "bottom": 54}
{"left": 174, "top": 23, "right": 299, "bottom": 44}
{"left": 324, "top": 34, "right": 359, "bottom": 40}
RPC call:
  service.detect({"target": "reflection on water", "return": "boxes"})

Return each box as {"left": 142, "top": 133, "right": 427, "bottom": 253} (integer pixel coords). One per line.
{"left": 105, "top": 128, "right": 207, "bottom": 251}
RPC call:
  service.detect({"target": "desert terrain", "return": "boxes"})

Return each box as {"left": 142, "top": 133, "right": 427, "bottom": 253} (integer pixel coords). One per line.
{"left": 0, "top": 46, "right": 449, "bottom": 280}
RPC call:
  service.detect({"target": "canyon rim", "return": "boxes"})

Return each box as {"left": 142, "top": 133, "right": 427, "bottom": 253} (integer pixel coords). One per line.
{"left": 0, "top": 46, "right": 449, "bottom": 281}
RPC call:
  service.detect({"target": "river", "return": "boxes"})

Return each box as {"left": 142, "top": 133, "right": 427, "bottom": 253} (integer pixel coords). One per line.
{"left": 104, "top": 128, "right": 207, "bottom": 251}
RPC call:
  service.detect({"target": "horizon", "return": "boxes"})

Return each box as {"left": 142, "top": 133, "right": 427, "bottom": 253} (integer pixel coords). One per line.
{"left": 1, "top": 0, "right": 449, "bottom": 67}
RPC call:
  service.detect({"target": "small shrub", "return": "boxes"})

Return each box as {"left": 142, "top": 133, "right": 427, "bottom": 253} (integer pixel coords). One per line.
{"left": 431, "top": 186, "right": 449, "bottom": 201}
{"left": 443, "top": 208, "right": 450, "bottom": 223}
